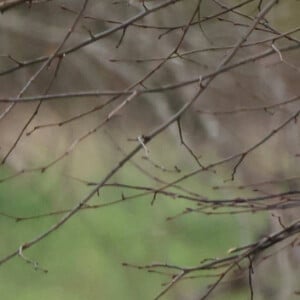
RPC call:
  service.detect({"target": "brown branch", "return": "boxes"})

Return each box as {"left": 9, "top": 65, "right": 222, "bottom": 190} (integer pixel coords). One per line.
{"left": 1, "top": 0, "right": 90, "bottom": 163}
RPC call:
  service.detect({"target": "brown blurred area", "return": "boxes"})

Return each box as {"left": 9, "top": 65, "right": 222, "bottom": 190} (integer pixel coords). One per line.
{"left": 0, "top": 1, "right": 300, "bottom": 299}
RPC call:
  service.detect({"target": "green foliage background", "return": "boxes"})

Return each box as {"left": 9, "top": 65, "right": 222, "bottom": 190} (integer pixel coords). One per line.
{"left": 0, "top": 165, "right": 264, "bottom": 300}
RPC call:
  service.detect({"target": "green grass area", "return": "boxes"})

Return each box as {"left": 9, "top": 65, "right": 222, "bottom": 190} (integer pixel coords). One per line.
{"left": 0, "top": 165, "right": 264, "bottom": 300}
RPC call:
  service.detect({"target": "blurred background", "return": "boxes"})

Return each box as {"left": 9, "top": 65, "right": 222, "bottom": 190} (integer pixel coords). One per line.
{"left": 0, "top": 0, "right": 300, "bottom": 299}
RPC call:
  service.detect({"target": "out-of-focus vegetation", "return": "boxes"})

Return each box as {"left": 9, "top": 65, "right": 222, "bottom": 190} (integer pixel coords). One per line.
{"left": 0, "top": 0, "right": 300, "bottom": 299}
{"left": 0, "top": 164, "right": 264, "bottom": 300}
